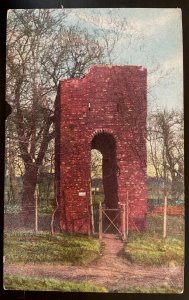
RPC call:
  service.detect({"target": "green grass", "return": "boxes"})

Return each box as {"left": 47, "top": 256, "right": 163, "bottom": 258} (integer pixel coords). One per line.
{"left": 124, "top": 215, "right": 184, "bottom": 266}
{"left": 4, "top": 275, "right": 182, "bottom": 293}
{"left": 124, "top": 233, "right": 184, "bottom": 266}
{"left": 4, "top": 231, "right": 100, "bottom": 265}
{"left": 116, "top": 285, "right": 183, "bottom": 293}
{"left": 4, "top": 275, "right": 108, "bottom": 292}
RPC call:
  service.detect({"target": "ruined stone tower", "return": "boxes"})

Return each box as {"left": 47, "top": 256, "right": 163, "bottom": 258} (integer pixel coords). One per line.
{"left": 55, "top": 65, "right": 147, "bottom": 234}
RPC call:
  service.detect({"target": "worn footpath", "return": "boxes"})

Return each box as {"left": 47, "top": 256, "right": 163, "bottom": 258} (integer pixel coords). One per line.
{"left": 4, "top": 234, "right": 183, "bottom": 291}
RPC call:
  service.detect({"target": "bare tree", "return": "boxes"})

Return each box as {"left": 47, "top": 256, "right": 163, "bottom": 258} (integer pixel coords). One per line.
{"left": 147, "top": 109, "right": 184, "bottom": 202}
{"left": 6, "top": 9, "right": 118, "bottom": 227}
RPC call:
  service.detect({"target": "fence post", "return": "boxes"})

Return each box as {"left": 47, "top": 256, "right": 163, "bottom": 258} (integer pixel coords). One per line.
{"left": 99, "top": 201, "right": 102, "bottom": 240}
{"left": 163, "top": 195, "right": 167, "bottom": 238}
{"left": 35, "top": 187, "right": 38, "bottom": 232}
{"left": 126, "top": 191, "right": 129, "bottom": 236}
{"left": 90, "top": 182, "right": 94, "bottom": 235}
{"left": 122, "top": 203, "right": 126, "bottom": 241}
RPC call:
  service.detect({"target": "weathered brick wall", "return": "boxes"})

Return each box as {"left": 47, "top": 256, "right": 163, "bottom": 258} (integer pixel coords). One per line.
{"left": 55, "top": 65, "right": 147, "bottom": 234}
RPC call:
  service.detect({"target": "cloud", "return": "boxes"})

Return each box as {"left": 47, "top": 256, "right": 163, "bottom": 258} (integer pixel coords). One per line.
{"left": 67, "top": 8, "right": 181, "bottom": 38}
{"left": 129, "top": 9, "right": 181, "bottom": 37}
{"left": 160, "top": 54, "right": 183, "bottom": 74}
{"left": 147, "top": 53, "right": 183, "bottom": 94}
{"left": 67, "top": 9, "right": 125, "bottom": 32}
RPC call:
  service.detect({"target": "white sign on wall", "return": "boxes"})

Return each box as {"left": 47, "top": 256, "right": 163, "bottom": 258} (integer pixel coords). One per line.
{"left": 78, "top": 192, "right": 86, "bottom": 197}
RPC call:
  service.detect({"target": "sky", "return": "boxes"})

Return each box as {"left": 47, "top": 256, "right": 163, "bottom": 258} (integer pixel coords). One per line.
{"left": 65, "top": 8, "right": 183, "bottom": 111}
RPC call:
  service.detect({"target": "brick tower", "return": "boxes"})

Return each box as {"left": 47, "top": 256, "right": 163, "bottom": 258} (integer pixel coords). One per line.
{"left": 55, "top": 65, "right": 147, "bottom": 234}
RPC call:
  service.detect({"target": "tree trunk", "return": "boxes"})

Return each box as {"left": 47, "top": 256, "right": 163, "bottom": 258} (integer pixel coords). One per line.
{"left": 21, "top": 164, "right": 38, "bottom": 228}
{"left": 9, "top": 168, "right": 20, "bottom": 204}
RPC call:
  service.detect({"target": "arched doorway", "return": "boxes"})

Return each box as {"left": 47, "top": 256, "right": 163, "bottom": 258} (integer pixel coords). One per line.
{"left": 91, "top": 132, "right": 120, "bottom": 234}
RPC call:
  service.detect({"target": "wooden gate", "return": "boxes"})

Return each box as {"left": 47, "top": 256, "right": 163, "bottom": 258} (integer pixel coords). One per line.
{"left": 98, "top": 202, "right": 127, "bottom": 240}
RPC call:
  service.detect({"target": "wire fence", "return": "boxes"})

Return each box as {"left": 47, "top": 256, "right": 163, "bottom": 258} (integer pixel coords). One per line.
{"left": 4, "top": 196, "right": 184, "bottom": 241}
{"left": 146, "top": 206, "right": 184, "bottom": 240}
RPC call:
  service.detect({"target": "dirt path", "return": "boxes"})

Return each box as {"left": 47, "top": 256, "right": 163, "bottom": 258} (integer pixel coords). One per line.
{"left": 4, "top": 234, "right": 184, "bottom": 291}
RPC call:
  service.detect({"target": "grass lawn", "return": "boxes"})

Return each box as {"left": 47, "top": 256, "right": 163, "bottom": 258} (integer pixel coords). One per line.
{"left": 4, "top": 275, "right": 107, "bottom": 292}
{"left": 116, "top": 285, "right": 183, "bottom": 293}
{"left": 4, "top": 231, "right": 100, "bottom": 265}
{"left": 4, "top": 275, "right": 182, "bottom": 293}
{"left": 124, "top": 215, "right": 184, "bottom": 266}
{"left": 124, "top": 233, "right": 184, "bottom": 266}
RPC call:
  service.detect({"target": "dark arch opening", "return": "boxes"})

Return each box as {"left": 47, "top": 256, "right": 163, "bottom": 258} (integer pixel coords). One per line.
{"left": 91, "top": 132, "right": 119, "bottom": 209}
